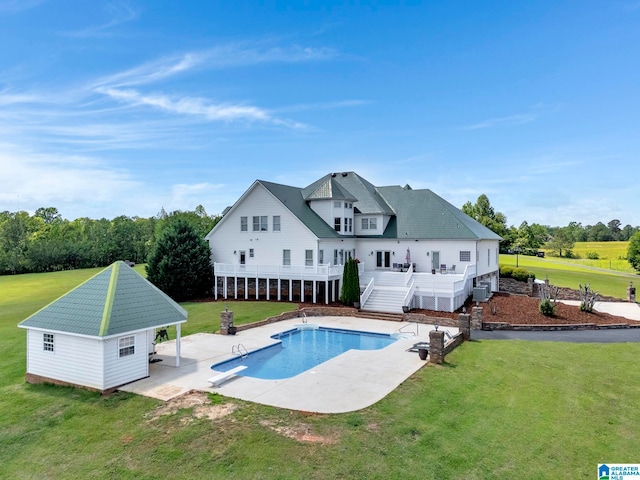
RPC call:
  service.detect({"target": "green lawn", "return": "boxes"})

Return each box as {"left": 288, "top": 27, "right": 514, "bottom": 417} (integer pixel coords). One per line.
{"left": 542, "top": 241, "right": 634, "bottom": 274}
{"left": 1, "top": 267, "right": 639, "bottom": 479}
{"left": 500, "top": 253, "right": 637, "bottom": 299}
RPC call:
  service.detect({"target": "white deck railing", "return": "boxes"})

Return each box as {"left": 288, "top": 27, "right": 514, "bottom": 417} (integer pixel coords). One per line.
{"left": 214, "top": 262, "right": 346, "bottom": 279}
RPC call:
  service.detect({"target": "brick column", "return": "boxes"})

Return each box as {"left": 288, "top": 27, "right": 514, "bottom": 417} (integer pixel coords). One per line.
{"left": 471, "top": 306, "right": 483, "bottom": 330}
{"left": 428, "top": 330, "right": 445, "bottom": 365}
{"left": 220, "top": 310, "right": 233, "bottom": 335}
{"left": 458, "top": 313, "right": 471, "bottom": 340}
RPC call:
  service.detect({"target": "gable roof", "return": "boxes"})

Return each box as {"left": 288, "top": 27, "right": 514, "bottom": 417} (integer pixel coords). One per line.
{"left": 376, "top": 185, "right": 502, "bottom": 240}
{"left": 19, "top": 261, "right": 187, "bottom": 337}
{"left": 259, "top": 180, "right": 341, "bottom": 238}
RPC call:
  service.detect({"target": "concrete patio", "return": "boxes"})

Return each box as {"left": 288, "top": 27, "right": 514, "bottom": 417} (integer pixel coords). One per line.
{"left": 119, "top": 316, "right": 456, "bottom": 413}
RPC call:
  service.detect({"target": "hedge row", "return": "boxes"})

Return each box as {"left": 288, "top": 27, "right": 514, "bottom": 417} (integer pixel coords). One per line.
{"left": 500, "top": 265, "right": 536, "bottom": 282}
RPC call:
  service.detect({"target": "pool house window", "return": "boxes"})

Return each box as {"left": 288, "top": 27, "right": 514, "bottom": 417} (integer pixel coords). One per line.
{"left": 283, "top": 249, "right": 291, "bottom": 266}
{"left": 43, "top": 333, "right": 54, "bottom": 352}
{"left": 119, "top": 335, "right": 135, "bottom": 358}
{"left": 459, "top": 250, "right": 471, "bottom": 262}
{"left": 273, "top": 215, "right": 281, "bottom": 232}
{"left": 240, "top": 216, "right": 247, "bottom": 232}
{"left": 305, "top": 250, "right": 313, "bottom": 267}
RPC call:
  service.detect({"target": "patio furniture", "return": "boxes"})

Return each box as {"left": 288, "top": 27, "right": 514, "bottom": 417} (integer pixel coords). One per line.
{"left": 440, "top": 264, "right": 447, "bottom": 274}
{"left": 447, "top": 264, "right": 456, "bottom": 274}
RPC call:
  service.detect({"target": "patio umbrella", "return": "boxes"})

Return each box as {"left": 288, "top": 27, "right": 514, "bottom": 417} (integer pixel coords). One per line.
{"left": 405, "top": 247, "right": 411, "bottom": 265}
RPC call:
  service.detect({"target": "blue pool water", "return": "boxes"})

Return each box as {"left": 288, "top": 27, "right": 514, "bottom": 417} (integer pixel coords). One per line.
{"left": 211, "top": 326, "right": 397, "bottom": 380}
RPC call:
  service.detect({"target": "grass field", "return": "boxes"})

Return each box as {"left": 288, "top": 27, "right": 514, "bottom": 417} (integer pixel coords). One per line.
{"left": 542, "top": 241, "right": 634, "bottom": 273}
{"left": 500, "top": 252, "right": 637, "bottom": 299}
{"left": 2, "top": 267, "right": 640, "bottom": 478}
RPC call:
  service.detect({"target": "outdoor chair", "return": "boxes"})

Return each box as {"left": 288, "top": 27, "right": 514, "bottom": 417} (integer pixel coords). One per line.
{"left": 448, "top": 264, "right": 456, "bottom": 274}
{"left": 440, "top": 264, "right": 447, "bottom": 274}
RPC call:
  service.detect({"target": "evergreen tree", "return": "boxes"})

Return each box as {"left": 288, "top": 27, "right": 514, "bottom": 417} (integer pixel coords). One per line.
{"left": 146, "top": 219, "right": 213, "bottom": 301}
{"left": 340, "top": 258, "right": 361, "bottom": 306}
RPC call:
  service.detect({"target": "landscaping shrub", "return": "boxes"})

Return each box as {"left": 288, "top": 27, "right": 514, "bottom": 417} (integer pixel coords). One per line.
{"left": 586, "top": 251, "right": 600, "bottom": 260}
{"left": 539, "top": 282, "right": 558, "bottom": 317}
{"left": 539, "top": 299, "right": 556, "bottom": 316}
{"left": 499, "top": 265, "right": 535, "bottom": 281}
{"left": 579, "top": 283, "right": 599, "bottom": 312}
{"left": 500, "top": 265, "right": 514, "bottom": 277}
{"left": 512, "top": 267, "right": 535, "bottom": 282}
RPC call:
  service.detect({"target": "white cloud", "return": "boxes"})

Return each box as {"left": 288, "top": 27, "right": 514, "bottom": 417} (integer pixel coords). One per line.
{"left": 61, "top": 1, "right": 138, "bottom": 38}
{"left": 462, "top": 113, "right": 536, "bottom": 130}
{"left": 0, "top": 147, "right": 142, "bottom": 217}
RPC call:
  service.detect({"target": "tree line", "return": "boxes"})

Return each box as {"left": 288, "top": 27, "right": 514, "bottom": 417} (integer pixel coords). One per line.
{"left": 463, "top": 194, "right": 640, "bottom": 272}
{"left": 0, "top": 206, "right": 220, "bottom": 275}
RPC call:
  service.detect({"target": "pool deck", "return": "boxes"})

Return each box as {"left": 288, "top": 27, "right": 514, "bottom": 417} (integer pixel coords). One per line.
{"left": 119, "top": 316, "right": 454, "bottom": 413}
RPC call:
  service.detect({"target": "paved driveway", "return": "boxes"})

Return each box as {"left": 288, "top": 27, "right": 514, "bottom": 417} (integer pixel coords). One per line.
{"left": 474, "top": 301, "right": 640, "bottom": 343}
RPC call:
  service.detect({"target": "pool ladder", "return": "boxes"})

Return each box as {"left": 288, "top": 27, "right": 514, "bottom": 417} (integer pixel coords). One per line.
{"left": 232, "top": 343, "right": 248, "bottom": 359}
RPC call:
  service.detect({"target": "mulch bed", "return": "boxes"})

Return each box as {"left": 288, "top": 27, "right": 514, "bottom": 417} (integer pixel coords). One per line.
{"left": 416, "top": 292, "right": 637, "bottom": 326}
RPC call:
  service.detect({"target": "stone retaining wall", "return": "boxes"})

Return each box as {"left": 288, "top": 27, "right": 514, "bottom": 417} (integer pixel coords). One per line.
{"left": 500, "top": 277, "right": 623, "bottom": 301}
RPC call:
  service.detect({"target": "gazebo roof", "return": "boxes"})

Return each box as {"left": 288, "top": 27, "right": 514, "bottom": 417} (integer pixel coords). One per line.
{"left": 19, "top": 261, "right": 187, "bottom": 337}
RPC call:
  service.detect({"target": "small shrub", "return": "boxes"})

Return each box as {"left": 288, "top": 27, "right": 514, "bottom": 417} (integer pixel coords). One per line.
{"left": 586, "top": 251, "right": 599, "bottom": 260}
{"left": 579, "top": 283, "right": 599, "bottom": 313}
{"left": 500, "top": 265, "right": 514, "bottom": 277}
{"left": 539, "top": 299, "right": 556, "bottom": 316}
{"left": 512, "top": 267, "right": 534, "bottom": 282}
{"left": 539, "top": 282, "right": 559, "bottom": 317}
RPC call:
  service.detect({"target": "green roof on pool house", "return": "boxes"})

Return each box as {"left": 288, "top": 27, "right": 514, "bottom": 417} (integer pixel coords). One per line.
{"left": 18, "top": 261, "right": 187, "bottom": 337}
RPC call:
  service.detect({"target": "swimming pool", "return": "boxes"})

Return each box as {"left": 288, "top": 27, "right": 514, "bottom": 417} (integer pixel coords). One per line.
{"left": 211, "top": 325, "right": 398, "bottom": 380}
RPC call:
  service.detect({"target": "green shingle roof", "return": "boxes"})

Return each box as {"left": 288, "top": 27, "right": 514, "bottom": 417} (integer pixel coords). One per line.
{"left": 376, "top": 185, "right": 502, "bottom": 240}
{"left": 302, "top": 177, "right": 358, "bottom": 201}
{"left": 303, "top": 172, "right": 395, "bottom": 215}
{"left": 260, "top": 180, "right": 341, "bottom": 239}
{"left": 19, "top": 261, "right": 187, "bottom": 337}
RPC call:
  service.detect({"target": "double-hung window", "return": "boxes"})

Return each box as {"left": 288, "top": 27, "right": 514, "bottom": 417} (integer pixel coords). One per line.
{"left": 305, "top": 250, "right": 313, "bottom": 267}
{"left": 119, "top": 335, "right": 135, "bottom": 357}
{"left": 283, "top": 249, "right": 291, "bottom": 266}
{"left": 334, "top": 217, "right": 341, "bottom": 232}
{"left": 240, "top": 216, "right": 248, "bottom": 232}
{"left": 273, "top": 215, "right": 281, "bottom": 232}
{"left": 253, "top": 216, "right": 267, "bottom": 231}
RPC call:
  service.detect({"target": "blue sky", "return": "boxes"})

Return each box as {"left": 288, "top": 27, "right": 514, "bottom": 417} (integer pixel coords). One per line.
{"left": 1, "top": 0, "right": 638, "bottom": 227}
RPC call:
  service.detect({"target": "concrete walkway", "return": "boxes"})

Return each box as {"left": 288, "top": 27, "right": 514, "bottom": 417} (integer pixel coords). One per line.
{"left": 475, "top": 301, "right": 640, "bottom": 343}
{"left": 120, "top": 316, "right": 456, "bottom": 413}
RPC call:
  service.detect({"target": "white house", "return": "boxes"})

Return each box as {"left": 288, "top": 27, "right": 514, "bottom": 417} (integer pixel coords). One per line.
{"left": 206, "top": 172, "right": 501, "bottom": 313}
{"left": 18, "top": 261, "right": 187, "bottom": 393}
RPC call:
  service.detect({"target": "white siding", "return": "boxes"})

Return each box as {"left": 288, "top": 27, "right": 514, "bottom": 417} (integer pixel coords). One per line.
{"left": 26, "top": 329, "right": 152, "bottom": 390}
{"left": 26, "top": 330, "right": 104, "bottom": 390}
{"left": 355, "top": 239, "right": 481, "bottom": 274}
{"left": 103, "top": 331, "right": 149, "bottom": 389}
{"left": 210, "top": 184, "right": 320, "bottom": 266}
{"left": 475, "top": 239, "right": 500, "bottom": 276}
